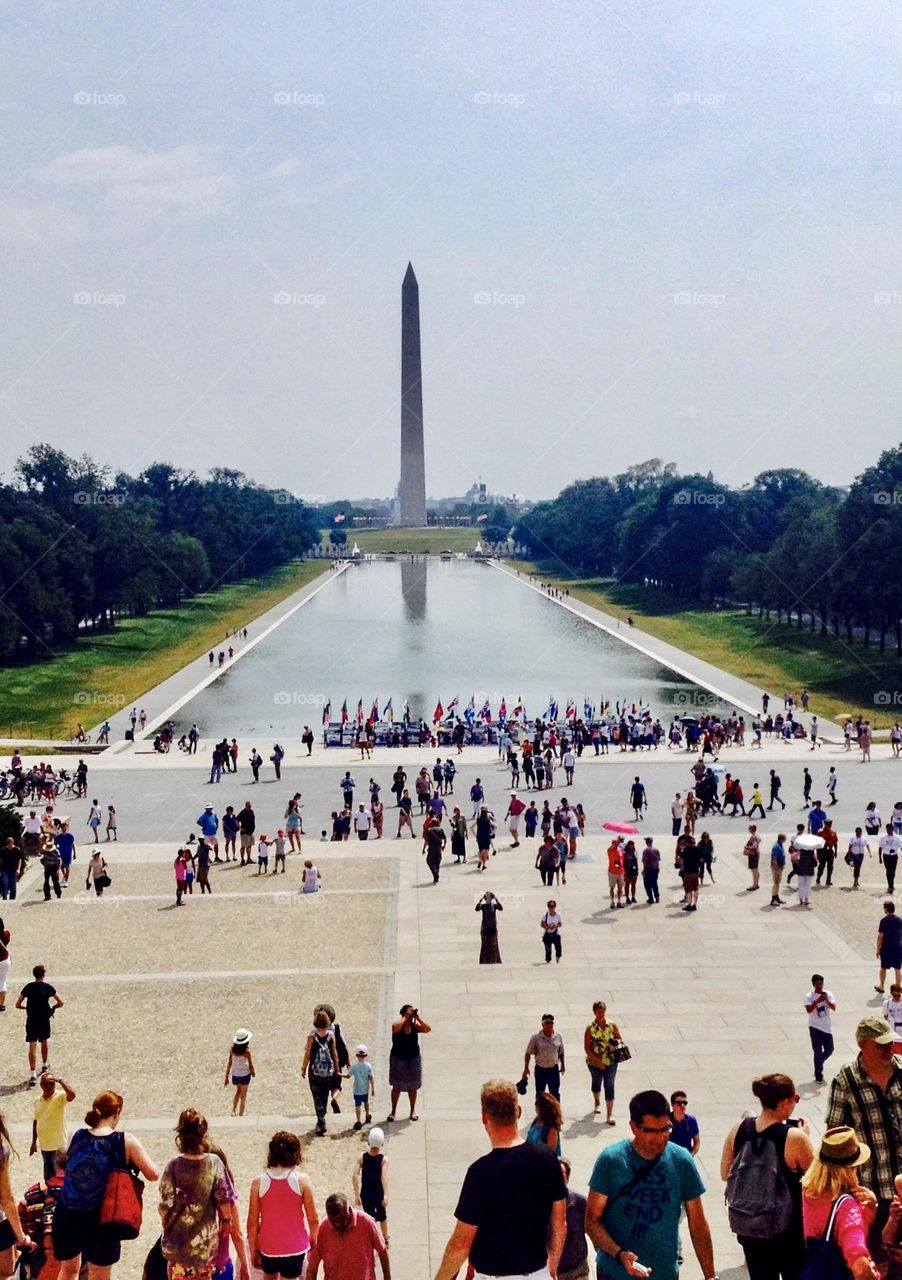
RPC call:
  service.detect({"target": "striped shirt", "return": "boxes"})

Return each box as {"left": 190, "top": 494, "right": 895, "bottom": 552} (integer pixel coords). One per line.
{"left": 825, "top": 1056, "right": 902, "bottom": 1199}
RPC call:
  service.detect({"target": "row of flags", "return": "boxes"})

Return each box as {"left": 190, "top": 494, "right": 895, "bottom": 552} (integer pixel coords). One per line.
{"left": 321, "top": 697, "right": 606, "bottom": 726}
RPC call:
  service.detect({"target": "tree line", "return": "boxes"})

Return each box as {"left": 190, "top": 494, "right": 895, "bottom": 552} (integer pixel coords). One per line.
{"left": 0, "top": 446, "right": 320, "bottom": 662}
{"left": 513, "top": 448, "right": 902, "bottom": 653}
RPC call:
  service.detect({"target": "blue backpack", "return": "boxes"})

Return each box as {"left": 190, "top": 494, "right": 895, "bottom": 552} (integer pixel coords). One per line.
{"left": 59, "top": 1129, "right": 121, "bottom": 1210}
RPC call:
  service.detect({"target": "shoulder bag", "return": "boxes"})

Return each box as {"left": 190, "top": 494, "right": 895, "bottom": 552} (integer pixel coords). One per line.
{"left": 99, "top": 1131, "right": 144, "bottom": 1239}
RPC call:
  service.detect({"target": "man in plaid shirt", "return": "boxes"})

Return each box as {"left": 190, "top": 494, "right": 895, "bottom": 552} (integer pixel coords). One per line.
{"left": 826, "top": 1015, "right": 902, "bottom": 1262}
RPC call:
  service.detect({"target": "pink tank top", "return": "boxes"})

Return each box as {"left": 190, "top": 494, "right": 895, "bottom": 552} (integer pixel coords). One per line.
{"left": 257, "top": 1170, "right": 309, "bottom": 1256}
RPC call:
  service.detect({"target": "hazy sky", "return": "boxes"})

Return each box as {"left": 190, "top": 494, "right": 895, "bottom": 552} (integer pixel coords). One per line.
{"left": 2, "top": 0, "right": 901, "bottom": 502}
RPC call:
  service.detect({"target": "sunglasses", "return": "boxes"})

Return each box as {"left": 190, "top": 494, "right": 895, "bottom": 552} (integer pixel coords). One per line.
{"left": 672, "top": 1100, "right": 688, "bottom": 1107}
{"left": 636, "top": 1122, "right": 673, "bottom": 1135}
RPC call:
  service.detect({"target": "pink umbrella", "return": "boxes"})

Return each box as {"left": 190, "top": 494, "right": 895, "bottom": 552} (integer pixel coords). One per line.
{"left": 603, "top": 822, "right": 639, "bottom": 835}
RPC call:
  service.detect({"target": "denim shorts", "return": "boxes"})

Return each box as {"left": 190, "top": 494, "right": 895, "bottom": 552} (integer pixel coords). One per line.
{"left": 588, "top": 1062, "right": 617, "bottom": 1099}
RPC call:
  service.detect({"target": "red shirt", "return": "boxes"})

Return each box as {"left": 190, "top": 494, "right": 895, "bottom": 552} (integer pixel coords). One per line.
{"left": 308, "top": 1209, "right": 385, "bottom": 1280}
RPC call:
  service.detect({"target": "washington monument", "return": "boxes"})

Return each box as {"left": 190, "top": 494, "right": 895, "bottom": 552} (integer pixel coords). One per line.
{"left": 398, "top": 262, "right": 427, "bottom": 527}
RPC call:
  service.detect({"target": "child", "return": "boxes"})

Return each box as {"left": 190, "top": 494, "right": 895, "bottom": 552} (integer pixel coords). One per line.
{"left": 354, "top": 1127, "right": 388, "bottom": 1243}
{"left": 320, "top": 830, "right": 328, "bottom": 842}
{"left": 223, "top": 1028, "right": 255, "bottom": 1116}
{"left": 300, "top": 860, "right": 321, "bottom": 894}
{"left": 256, "top": 835, "right": 271, "bottom": 874}
{"left": 272, "top": 830, "right": 287, "bottom": 874}
{"left": 105, "top": 805, "right": 117, "bottom": 842}
{"left": 347, "top": 1044, "right": 375, "bottom": 1130}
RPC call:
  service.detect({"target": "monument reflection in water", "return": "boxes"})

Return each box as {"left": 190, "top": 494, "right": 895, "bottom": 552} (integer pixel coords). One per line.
{"left": 178, "top": 559, "right": 733, "bottom": 737}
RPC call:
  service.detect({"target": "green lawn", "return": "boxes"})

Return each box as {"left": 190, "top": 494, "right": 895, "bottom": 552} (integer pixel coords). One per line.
{"left": 0, "top": 560, "right": 325, "bottom": 740}
{"left": 516, "top": 564, "right": 902, "bottom": 727}
{"left": 331, "top": 527, "right": 481, "bottom": 554}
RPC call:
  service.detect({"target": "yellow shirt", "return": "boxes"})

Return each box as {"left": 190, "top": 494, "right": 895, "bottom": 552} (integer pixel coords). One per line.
{"left": 34, "top": 1090, "right": 67, "bottom": 1151}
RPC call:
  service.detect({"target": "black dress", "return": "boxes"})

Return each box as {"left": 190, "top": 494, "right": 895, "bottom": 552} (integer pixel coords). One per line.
{"left": 477, "top": 900, "right": 503, "bottom": 964}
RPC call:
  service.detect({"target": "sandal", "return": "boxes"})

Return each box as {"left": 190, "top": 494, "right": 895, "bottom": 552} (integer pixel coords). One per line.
{"left": 410, "top": 1113, "right": 419, "bottom": 1121}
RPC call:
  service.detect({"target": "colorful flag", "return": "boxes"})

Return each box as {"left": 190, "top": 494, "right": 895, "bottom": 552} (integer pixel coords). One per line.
{"left": 384, "top": 697, "right": 394, "bottom": 722}
{"left": 447, "top": 695, "right": 459, "bottom": 713}
{"left": 543, "top": 699, "right": 555, "bottom": 720}
{"left": 464, "top": 696, "right": 475, "bottom": 723}
{"left": 584, "top": 699, "right": 594, "bottom": 720}
{"left": 356, "top": 698, "right": 364, "bottom": 724}
{"left": 512, "top": 697, "right": 523, "bottom": 718}
{"left": 499, "top": 697, "right": 507, "bottom": 722}
{"left": 322, "top": 699, "right": 331, "bottom": 726}
{"left": 402, "top": 697, "right": 410, "bottom": 722}
{"left": 433, "top": 700, "right": 444, "bottom": 723}
{"left": 549, "top": 700, "right": 558, "bottom": 721}
{"left": 566, "top": 700, "right": 576, "bottom": 720}
{"left": 478, "top": 699, "right": 491, "bottom": 722}
{"left": 340, "top": 698, "right": 348, "bottom": 724}
{"left": 368, "top": 699, "right": 379, "bottom": 725}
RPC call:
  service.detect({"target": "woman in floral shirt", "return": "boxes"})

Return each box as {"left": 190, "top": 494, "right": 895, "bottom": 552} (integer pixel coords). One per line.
{"left": 159, "top": 1109, "right": 236, "bottom": 1280}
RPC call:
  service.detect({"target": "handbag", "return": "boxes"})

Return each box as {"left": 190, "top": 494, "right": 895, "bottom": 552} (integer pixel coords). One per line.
{"left": 99, "top": 1134, "right": 143, "bottom": 1239}
{"left": 98, "top": 873, "right": 112, "bottom": 889}
{"left": 613, "top": 1041, "right": 632, "bottom": 1064}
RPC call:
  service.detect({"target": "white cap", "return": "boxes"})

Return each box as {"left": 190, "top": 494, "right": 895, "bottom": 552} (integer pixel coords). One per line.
{"left": 368, "top": 1127, "right": 384, "bottom": 1147}
{"left": 355, "top": 1044, "right": 368, "bottom": 1056}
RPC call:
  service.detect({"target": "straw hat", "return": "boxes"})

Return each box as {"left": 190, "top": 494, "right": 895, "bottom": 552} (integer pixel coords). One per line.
{"left": 818, "top": 1127, "right": 870, "bottom": 1167}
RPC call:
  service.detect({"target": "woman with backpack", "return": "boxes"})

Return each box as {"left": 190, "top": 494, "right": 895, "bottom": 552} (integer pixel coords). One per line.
{"left": 301, "top": 1011, "right": 339, "bottom": 1137}
{"left": 801, "top": 1127, "right": 879, "bottom": 1280}
{"left": 53, "top": 1090, "right": 159, "bottom": 1280}
{"left": 720, "top": 1073, "right": 815, "bottom": 1280}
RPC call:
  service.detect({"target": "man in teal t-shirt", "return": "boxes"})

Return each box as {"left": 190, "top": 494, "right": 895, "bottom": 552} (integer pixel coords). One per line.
{"left": 586, "top": 1089, "right": 717, "bottom": 1280}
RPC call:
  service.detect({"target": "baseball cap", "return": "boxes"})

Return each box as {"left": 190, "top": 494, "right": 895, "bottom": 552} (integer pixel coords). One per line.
{"left": 856, "top": 1016, "right": 895, "bottom": 1045}
{"left": 356, "top": 1044, "right": 368, "bottom": 1057}
{"left": 368, "top": 1127, "right": 384, "bottom": 1148}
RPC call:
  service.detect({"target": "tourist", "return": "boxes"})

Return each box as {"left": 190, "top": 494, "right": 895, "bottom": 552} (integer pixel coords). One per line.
{"left": 55, "top": 822, "right": 75, "bottom": 886}
{"left": 353, "top": 1127, "right": 389, "bottom": 1243}
{"left": 768, "top": 769, "right": 785, "bottom": 810}
{"left": 880, "top": 824, "right": 902, "bottom": 894}
{"left": 396, "top": 790, "right": 414, "bottom": 838}
{"left": 670, "top": 792, "right": 684, "bottom": 836}
{"left": 159, "top": 1109, "right": 237, "bottom": 1275}
{"left": 246, "top": 1130, "right": 319, "bottom": 1280}
{"left": 249, "top": 749, "right": 263, "bottom": 782}
{"left": 793, "top": 840, "right": 817, "bottom": 909}
{"left": 301, "top": 1010, "right": 340, "bottom": 1136}
{"left": 505, "top": 793, "right": 525, "bottom": 847}
{"left": 86, "top": 800, "right": 102, "bottom": 844}
{"left": 743, "top": 824, "right": 761, "bottom": 891}
{"left": 31, "top": 1072, "right": 75, "bottom": 1181}
{"left": 622, "top": 841, "right": 638, "bottom": 905}
{"left": 387, "top": 1005, "right": 430, "bottom": 1122}
{"left": 641, "top": 836, "right": 660, "bottom": 903}
{"left": 174, "top": 848, "right": 190, "bottom": 905}
{"left": 583, "top": 1001, "right": 622, "bottom": 1123}
{"left": 40, "top": 836, "right": 62, "bottom": 902}
{"left": 749, "top": 782, "right": 766, "bottom": 820}
{"left": 423, "top": 820, "right": 446, "bottom": 883}
{"left": 847, "top": 827, "right": 871, "bottom": 888}
{"left": 224, "top": 1028, "right": 255, "bottom": 1117}
{"left": 557, "top": 1157, "right": 589, "bottom": 1280}
{"left": 302, "top": 725, "right": 314, "bottom": 755}
{"left": 526, "top": 1092, "right": 562, "bottom": 1155}
{"left": 541, "top": 899, "right": 563, "bottom": 964}
{"left": 300, "top": 860, "right": 321, "bottom": 894}
{"left": 354, "top": 805, "right": 372, "bottom": 841}
{"left": 0, "top": 839, "right": 23, "bottom": 901}
{"left": 196, "top": 804, "right": 219, "bottom": 855}
{"left": 805, "top": 974, "right": 836, "bottom": 1083}
{"left": 53, "top": 1090, "right": 159, "bottom": 1280}
{"left": 865, "top": 802, "right": 883, "bottom": 837}
{"left": 471, "top": 807, "right": 495, "bottom": 870}
{"left": 371, "top": 796, "right": 384, "bottom": 839}
{"left": 307, "top": 1192, "right": 390, "bottom": 1280}
{"left": 0, "top": 919, "right": 9, "bottom": 1013}
{"left": 432, "top": 1079, "right": 566, "bottom": 1280}
{"left": 587, "top": 1089, "right": 714, "bottom": 1280}
{"left": 449, "top": 807, "right": 467, "bottom": 862}
{"left": 86, "top": 848, "right": 109, "bottom": 897}
{"left": 238, "top": 802, "right": 257, "bottom": 864}
{"left": 476, "top": 891, "right": 503, "bottom": 964}
{"left": 678, "top": 836, "right": 701, "bottom": 912}
{"left": 697, "top": 830, "right": 715, "bottom": 884}
{"left": 827, "top": 1015, "right": 902, "bottom": 1263}
{"left": 606, "top": 838, "right": 625, "bottom": 909}
{"left": 536, "top": 834, "right": 559, "bottom": 886}
{"left": 817, "top": 819, "right": 837, "bottom": 885}
{"left": 284, "top": 798, "right": 302, "bottom": 852}
{"left": 801, "top": 1128, "right": 880, "bottom": 1280}
{"left": 876, "top": 901, "right": 902, "bottom": 993}
{"left": 222, "top": 806, "right": 239, "bottom": 861}
{"left": 470, "top": 777, "right": 485, "bottom": 817}
{"left": 884, "top": 985, "right": 902, "bottom": 1052}
{"left": 629, "top": 777, "right": 646, "bottom": 822}
{"left": 669, "top": 1091, "right": 700, "bottom": 1155}
{"left": 105, "top": 806, "right": 117, "bottom": 842}
{"left": 16, "top": 965, "right": 63, "bottom": 1086}
{"left": 721, "top": 1072, "right": 814, "bottom": 1280}
{"left": 340, "top": 772, "right": 355, "bottom": 809}
{"left": 270, "top": 743, "right": 284, "bottom": 781}
{"left": 522, "top": 1013, "right": 565, "bottom": 1100}
{"left": 195, "top": 837, "right": 213, "bottom": 893}
{"left": 257, "top": 833, "right": 272, "bottom": 873}
{"left": 348, "top": 1045, "right": 375, "bottom": 1130}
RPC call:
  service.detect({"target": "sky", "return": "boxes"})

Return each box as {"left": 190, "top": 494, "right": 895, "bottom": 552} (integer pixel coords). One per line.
{"left": 2, "top": 0, "right": 902, "bottom": 502}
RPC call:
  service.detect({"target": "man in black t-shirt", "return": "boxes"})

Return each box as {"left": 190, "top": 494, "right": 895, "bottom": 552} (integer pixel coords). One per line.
{"left": 16, "top": 964, "right": 63, "bottom": 1086}
{"left": 434, "top": 1079, "right": 566, "bottom": 1280}
{"left": 0, "top": 838, "right": 24, "bottom": 900}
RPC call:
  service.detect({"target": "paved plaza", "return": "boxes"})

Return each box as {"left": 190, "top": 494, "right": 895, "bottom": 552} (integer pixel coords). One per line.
{"left": 2, "top": 732, "right": 901, "bottom": 1279}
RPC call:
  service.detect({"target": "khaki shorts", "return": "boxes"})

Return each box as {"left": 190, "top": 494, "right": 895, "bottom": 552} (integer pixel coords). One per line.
{"left": 608, "top": 872, "right": 624, "bottom": 890}
{"left": 240, "top": 832, "right": 253, "bottom": 849}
